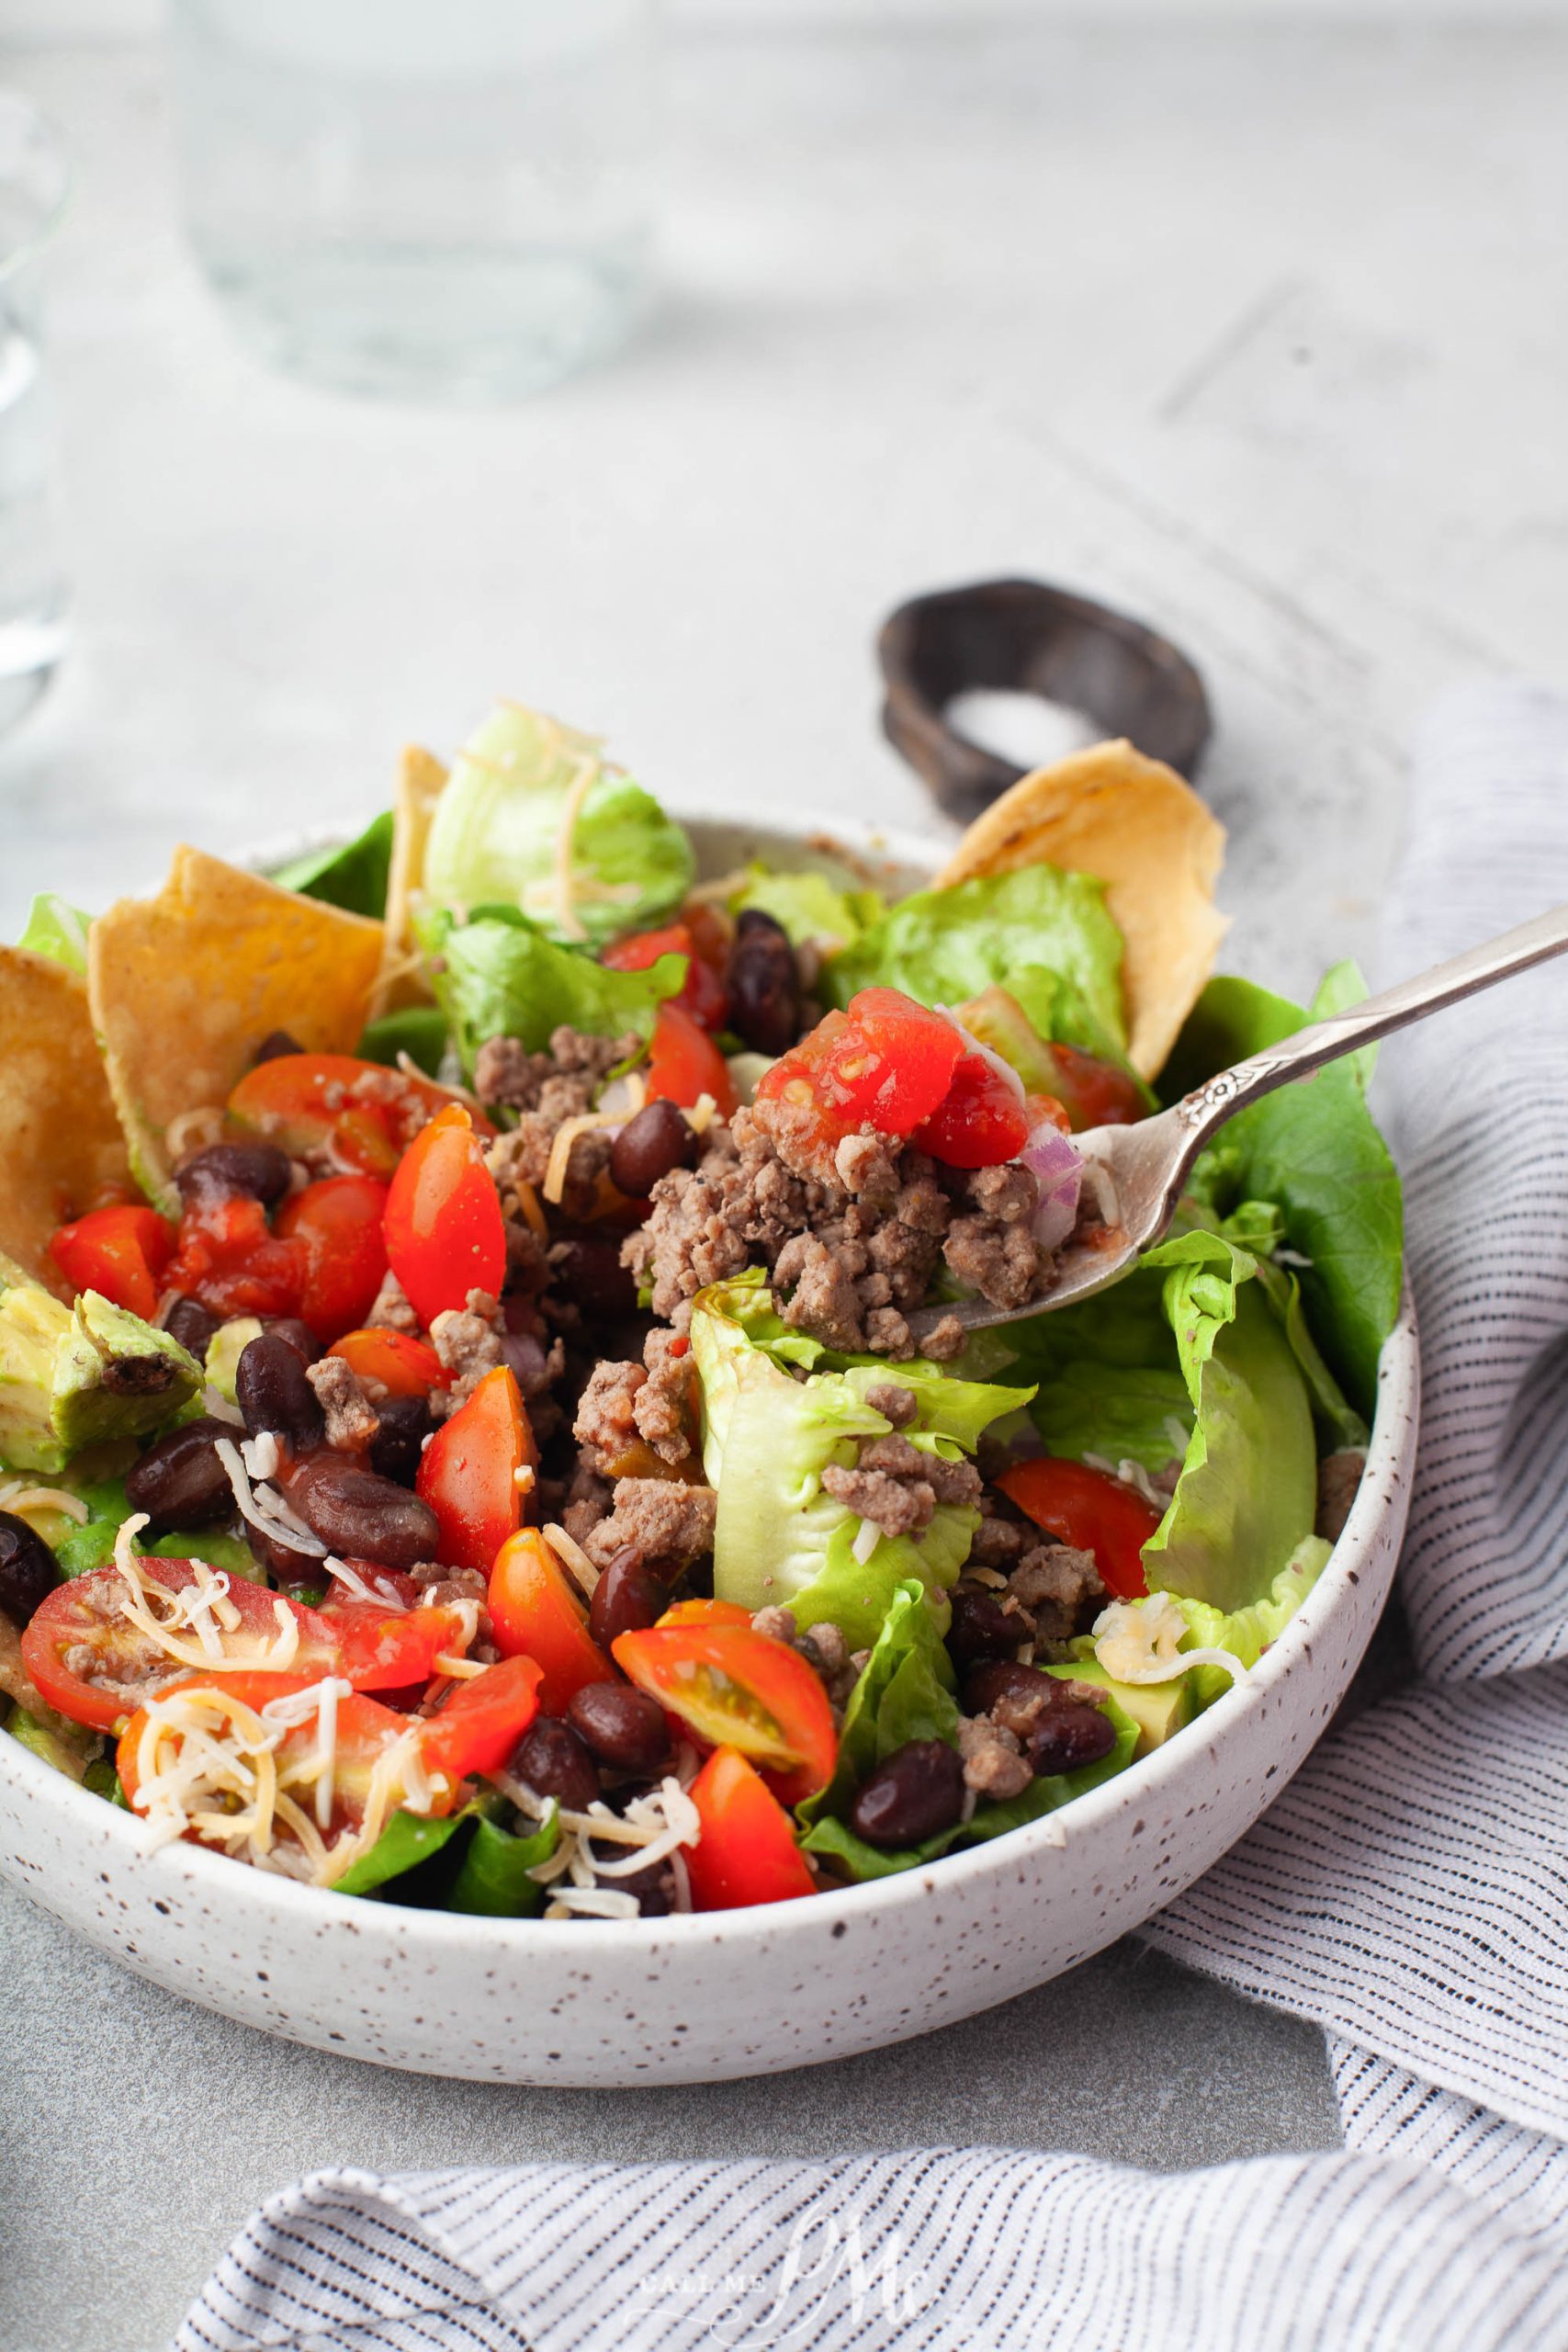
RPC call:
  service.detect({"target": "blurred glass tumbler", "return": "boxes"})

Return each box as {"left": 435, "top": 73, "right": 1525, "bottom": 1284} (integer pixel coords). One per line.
{"left": 168, "top": 0, "right": 654, "bottom": 403}
{"left": 0, "top": 96, "right": 70, "bottom": 739}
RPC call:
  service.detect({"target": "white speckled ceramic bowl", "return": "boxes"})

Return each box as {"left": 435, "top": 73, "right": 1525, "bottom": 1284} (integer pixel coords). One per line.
{"left": 0, "top": 816, "right": 1418, "bottom": 2084}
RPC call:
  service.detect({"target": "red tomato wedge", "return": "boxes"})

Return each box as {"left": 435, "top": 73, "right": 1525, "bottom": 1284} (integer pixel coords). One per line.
{"left": 49, "top": 1204, "right": 177, "bottom": 1322}
{"left": 275, "top": 1175, "right": 390, "bottom": 1342}
{"left": 115, "top": 1671, "right": 446, "bottom": 1838}
{"left": 997, "top": 1456, "right": 1162, "bottom": 1600}
{"left": 416, "top": 1365, "right": 532, "bottom": 1576}
{"left": 383, "top": 1103, "right": 506, "bottom": 1329}
{"left": 654, "top": 1599, "right": 754, "bottom": 1630}
{"left": 683, "top": 1746, "right": 816, "bottom": 1911}
{"left": 602, "top": 922, "right": 728, "bottom": 1032}
{"left": 329, "top": 1327, "right": 446, "bottom": 1398}
{"left": 611, "top": 1622, "right": 837, "bottom": 1795}
{"left": 488, "top": 1530, "right": 612, "bottom": 1716}
{"left": 22, "top": 1564, "right": 474, "bottom": 1734}
{"left": 419, "top": 1656, "right": 544, "bottom": 1782}
{"left": 227, "top": 1053, "right": 492, "bottom": 1179}
{"left": 910, "top": 1050, "right": 1031, "bottom": 1169}
{"left": 645, "top": 1002, "right": 739, "bottom": 1118}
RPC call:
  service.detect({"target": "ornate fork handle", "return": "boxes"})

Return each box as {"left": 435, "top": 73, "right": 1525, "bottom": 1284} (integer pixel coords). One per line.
{"left": 1169, "top": 898, "right": 1568, "bottom": 1169}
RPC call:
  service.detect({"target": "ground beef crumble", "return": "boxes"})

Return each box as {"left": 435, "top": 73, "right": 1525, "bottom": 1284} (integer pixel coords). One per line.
{"left": 305, "top": 1354, "right": 380, "bottom": 1451}
{"left": 582, "top": 1478, "right": 718, "bottom": 1573}
{"left": 821, "top": 1430, "right": 982, "bottom": 1540}
{"left": 573, "top": 1329, "right": 698, "bottom": 1474}
{"left": 428, "top": 1288, "right": 506, "bottom": 1417}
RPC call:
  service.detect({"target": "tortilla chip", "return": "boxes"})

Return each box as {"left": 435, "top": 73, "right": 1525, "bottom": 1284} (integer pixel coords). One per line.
{"left": 366, "top": 745, "right": 447, "bottom": 1021}
{"left": 88, "top": 845, "right": 385, "bottom": 1210}
{"left": 0, "top": 947, "right": 133, "bottom": 1289}
{"left": 932, "top": 739, "right": 1227, "bottom": 1080}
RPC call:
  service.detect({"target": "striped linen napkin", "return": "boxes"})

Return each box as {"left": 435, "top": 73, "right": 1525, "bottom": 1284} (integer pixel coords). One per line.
{"left": 179, "top": 682, "right": 1568, "bottom": 2352}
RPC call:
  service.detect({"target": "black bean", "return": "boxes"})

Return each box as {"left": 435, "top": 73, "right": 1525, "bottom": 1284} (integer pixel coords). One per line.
{"left": 253, "top": 1029, "right": 304, "bottom": 1064}
{"left": 588, "top": 1546, "right": 666, "bottom": 1651}
{"left": 567, "top": 1680, "right": 671, "bottom": 1775}
{"left": 610, "top": 1100, "right": 699, "bottom": 1198}
{"left": 510, "top": 1716, "right": 600, "bottom": 1813}
{"left": 259, "top": 1317, "right": 321, "bottom": 1366}
{"left": 236, "top": 1334, "right": 325, "bottom": 1451}
{"left": 550, "top": 1236, "right": 637, "bottom": 1322}
{"left": 163, "top": 1295, "right": 220, "bottom": 1362}
{"left": 368, "top": 1395, "right": 433, "bottom": 1487}
{"left": 286, "top": 1453, "right": 440, "bottom": 1568}
{"left": 246, "top": 1520, "right": 318, "bottom": 1583}
{"left": 728, "top": 909, "right": 800, "bottom": 1057}
{"left": 124, "top": 1418, "right": 234, "bottom": 1532}
{"left": 1024, "top": 1702, "right": 1116, "bottom": 1778}
{"left": 0, "top": 1511, "right": 58, "bottom": 1630}
{"left": 848, "top": 1738, "right": 965, "bottom": 1849}
{"left": 946, "top": 1585, "right": 1021, "bottom": 1666}
{"left": 175, "top": 1140, "right": 293, "bottom": 1210}
{"left": 962, "top": 1657, "right": 1058, "bottom": 1718}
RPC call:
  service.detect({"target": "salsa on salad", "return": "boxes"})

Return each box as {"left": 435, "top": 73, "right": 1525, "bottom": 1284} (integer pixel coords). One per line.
{"left": 0, "top": 710, "right": 1403, "bottom": 1919}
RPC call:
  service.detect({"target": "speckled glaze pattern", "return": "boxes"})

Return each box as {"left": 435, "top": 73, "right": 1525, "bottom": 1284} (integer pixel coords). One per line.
{"left": 0, "top": 818, "right": 1419, "bottom": 2086}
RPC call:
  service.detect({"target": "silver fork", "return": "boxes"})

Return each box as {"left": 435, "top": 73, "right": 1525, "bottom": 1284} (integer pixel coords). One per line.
{"left": 906, "top": 899, "right": 1568, "bottom": 1341}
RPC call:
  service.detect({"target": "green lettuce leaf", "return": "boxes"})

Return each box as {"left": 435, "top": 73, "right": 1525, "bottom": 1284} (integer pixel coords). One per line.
{"left": 798, "top": 1580, "right": 1137, "bottom": 1881}
{"left": 356, "top": 1005, "right": 450, "bottom": 1077}
{"left": 692, "top": 1274, "right": 1025, "bottom": 1645}
{"left": 1161, "top": 965, "right": 1402, "bottom": 1420}
{"left": 446, "top": 1809, "right": 560, "bottom": 1917}
{"left": 333, "top": 1806, "right": 471, "bottom": 1897}
{"left": 422, "top": 703, "right": 694, "bottom": 948}
{"left": 734, "top": 868, "right": 884, "bottom": 956}
{"left": 18, "top": 893, "right": 91, "bottom": 973}
{"left": 268, "top": 810, "right": 395, "bottom": 918}
{"left": 420, "top": 904, "right": 685, "bottom": 1080}
{"left": 823, "top": 865, "right": 1130, "bottom": 1066}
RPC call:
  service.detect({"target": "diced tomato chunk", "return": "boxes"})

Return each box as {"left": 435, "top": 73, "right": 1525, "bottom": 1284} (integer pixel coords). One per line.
{"left": 755, "top": 988, "right": 967, "bottom": 1171}
{"left": 329, "top": 1327, "right": 446, "bottom": 1398}
{"left": 164, "top": 1193, "right": 307, "bottom": 1323}
{"left": 49, "top": 1204, "right": 176, "bottom": 1322}
{"left": 910, "top": 1051, "right": 1031, "bottom": 1169}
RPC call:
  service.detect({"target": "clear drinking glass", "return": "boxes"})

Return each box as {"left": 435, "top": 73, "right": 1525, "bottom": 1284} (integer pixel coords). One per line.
{"left": 167, "top": 0, "right": 654, "bottom": 404}
{"left": 0, "top": 95, "right": 70, "bottom": 739}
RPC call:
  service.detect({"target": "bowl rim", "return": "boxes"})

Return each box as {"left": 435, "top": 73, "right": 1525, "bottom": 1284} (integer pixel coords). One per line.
{"left": 0, "top": 804, "right": 1418, "bottom": 1953}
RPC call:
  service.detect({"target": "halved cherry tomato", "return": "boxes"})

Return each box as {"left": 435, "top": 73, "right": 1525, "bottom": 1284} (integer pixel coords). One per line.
{"left": 116, "top": 1671, "right": 449, "bottom": 1841}
{"left": 419, "top": 1656, "right": 544, "bottom": 1782}
{"left": 645, "top": 1001, "right": 739, "bottom": 1118}
{"left": 164, "top": 1193, "right": 307, "bottom": 1323}
{"left": 330, "top": 1327, "right": 446, "bottom": 1399}
{"left": 611, "top": 1623, "right": 837, "bottom": 1796}
{"left": 683, "top": 1746, "right": 816, "bottom": 1911}
{"left": 382, "top": 1103, "right": 506, "bottom": 1329}
{"left": 416, "top": 1366, "right": 532, "bottom": 1576}
{"left": 910, "top": 1051, "right": 1031, "bottom": 1169}
{"left": 997, "top": 1456, "right": 1162, "bottom": 1600}
{"left": 602, "top": 922, "right": 728, "bottom": 1033}
{"left": 654, "top": 1599, "right": 754, "bottom": 1630}
{"left": 275, "top": 1174, "right": 390, "bottom": 1342}
{"left": 488, "top": 1530, "right": 612, "bottom": 1715}
{"left": 21, "top": 1564, "right": 472, "bottom": 1733}
{"left": 49, "top": 1204, "right": 177, "bottom": 1322}
{"left": 228, "top": 1053, "right": 492, "bottom": 1180}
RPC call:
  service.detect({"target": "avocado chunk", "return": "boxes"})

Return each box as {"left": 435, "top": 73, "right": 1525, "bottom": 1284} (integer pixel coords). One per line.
{"left": 5, "top": 1703, "right": 98, "bottom": 1784}
{"left": 203, "top": 1315, "right": 263, "bottom": 1405}
{"left": 1050, "top": 1659, "right": 1194, "bottom": 1757}
{"left": 0, "top": 1253, "right": 202, "bottom": 1474}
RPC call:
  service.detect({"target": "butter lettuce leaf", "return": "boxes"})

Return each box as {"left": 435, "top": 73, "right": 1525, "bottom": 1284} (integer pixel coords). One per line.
{"left": 735, "top": 868, "right": 884, "bottom": 956}
{"left": 1161, "top": 964, "right": 1402, "bottom": 1421}
{"left": 692, "top": 1274, "right": 1025, "bottom": 1646}
{"left": 420, "top": 904, "right": 685, "bottom": 1080}
{"left": 422, "top": 703, "right": 693, "bottom": 949}
{"left": 18, "top": 893, "right": 91, "bottom": 973}
{"left": 823, "top": 865, "right": 1130, "bottom": 1066}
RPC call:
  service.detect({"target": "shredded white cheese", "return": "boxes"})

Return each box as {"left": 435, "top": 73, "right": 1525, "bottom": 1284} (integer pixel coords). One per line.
{"left": 164, "top": 1104, "right": 226, "bottom": 1159}
{"left": 201, "top": 1386, "right": 248, "bottom": 1428}
{"left": 852, "top": 1518, "right": 882, "bottom": 1566}
{"left": 542, "top": 1104, "right": 630, "bottom": 1205}
{"left": 1082, "top": 1453, "right": 1168, "bottom": 1511}
{"left": 933, "top": 1003, "right": 1026, "bottom": 1104}
{"left": 1091, "top": 1594, "right": 1248, "bottom": 1688}
{"left": 214, "top": 1438, "right": 329, "bottom": 1559}
{"left": 0, "top": 1478, "right": 91, "bottom": 1526}
{"left": 685, "top": 1091, "right": 719, "bottom": 1136}
{"left": 543, "top": 1520, "right": 600, "bottom": 1597}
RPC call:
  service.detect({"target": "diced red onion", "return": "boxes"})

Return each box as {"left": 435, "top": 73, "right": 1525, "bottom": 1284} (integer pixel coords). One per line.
{"left": 1020, "top": 1117, "right": 1083, "bottom": 1252}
